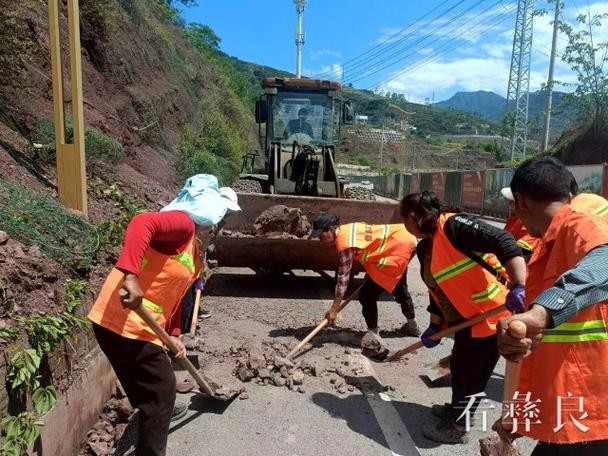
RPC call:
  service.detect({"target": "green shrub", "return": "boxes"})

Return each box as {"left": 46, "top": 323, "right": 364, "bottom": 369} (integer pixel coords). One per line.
{"left": 85, "top": 127, "right": 125, "bottom": 164}
{"left": 177, "top": 94, "right": 249, "bottom": 185}
{"left": 0, "top": 179, "right": 99, "bottom": 270}
{"left": 28, "top": 120, "right": 125, "bottom": 164}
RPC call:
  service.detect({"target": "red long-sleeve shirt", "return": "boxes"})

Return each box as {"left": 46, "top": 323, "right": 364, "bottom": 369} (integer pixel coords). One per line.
{"left": 115, "top": 211, "right": 195, "bottom": 336}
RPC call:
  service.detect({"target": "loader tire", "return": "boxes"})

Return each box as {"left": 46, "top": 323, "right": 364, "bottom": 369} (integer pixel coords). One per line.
{"left": 343, "top": 186, "right": 376, "bottom": 201}
{"left": 232, "top": 179, "right": 263, "bottom": 194}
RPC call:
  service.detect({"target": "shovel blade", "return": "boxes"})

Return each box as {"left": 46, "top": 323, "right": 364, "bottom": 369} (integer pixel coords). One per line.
{"left": 422, "top": 355, "right": 452, "bottom": 383}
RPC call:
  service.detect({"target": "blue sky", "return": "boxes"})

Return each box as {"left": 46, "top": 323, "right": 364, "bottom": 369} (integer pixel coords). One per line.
{"left": 182, "top": 1, "right": 608, "bottom": 103}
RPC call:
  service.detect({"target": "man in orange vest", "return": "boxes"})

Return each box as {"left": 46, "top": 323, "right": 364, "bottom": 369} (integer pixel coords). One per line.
{"left": 310, "top": 214, "right": 420, "bottom": 351}
{"left": 497, "top": 156, "right": 608, "bottom": 455}
{"left": 501, "top": 175, "right": 608, "bottom": 261}
{"left": 88, "top": 175, "right": 240, "bottom": 456}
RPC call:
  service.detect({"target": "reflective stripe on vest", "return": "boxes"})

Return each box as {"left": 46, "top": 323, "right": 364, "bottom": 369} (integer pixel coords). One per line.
{"left": 336, "top": 223, "right": 416, "bottom": 293}
{"left": 433, "top": 257, "right": 477, "bottom": 284}
{"left": 594, "top": 203, "right": 608, "bottom": 217}
{"left": 516, "top": 238, "right": 534, "bottom": 251}
{"left": 142, "top": 298, "right": 163, "bottom": 314}
{"left": 471, "top": 282, "right": 501, "bottom": 303}
{"left": 543, "top": 319, "right": 608, "bottom": 343}
{"left": 88, "top": 236, "right": 200, "bottom": 345}
{"left": 430, "top": 214, "right": 510, "bottom": 338}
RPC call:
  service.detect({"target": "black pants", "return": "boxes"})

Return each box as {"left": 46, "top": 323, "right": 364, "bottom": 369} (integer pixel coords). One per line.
{"left": 93, "top": 324, "right": 176, "bottom": 456}
{"left": 449, "top": 326, "right": 499, "bottom": 425}
{"left": 358, "top": 273, "right": 415, "bottom": 329}
{"left": 532, "top": 440, "right": 608, "bottom": 455}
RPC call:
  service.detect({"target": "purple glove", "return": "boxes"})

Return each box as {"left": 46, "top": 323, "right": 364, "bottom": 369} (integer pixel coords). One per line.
{"left": 193, "top": 278, "right": 205, "bottom": 292}
{"left": 421, "top": 323, "right": 441, "bottom": 348}
{"left": 505, "top": 284, "right": 525, "bottom": 313}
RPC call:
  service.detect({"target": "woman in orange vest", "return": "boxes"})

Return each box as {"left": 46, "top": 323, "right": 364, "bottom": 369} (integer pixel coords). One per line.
{"left": 310, "top": 214, "right": 420, "bottom": 350}
{"left": 399, "top": 191, "right": 527, "bottom": 444}
{"left": 497, "top": 156, "right": 608, "bottom": 455}
{"left": 88, "top": 175, "right": 240, "bottom": 456}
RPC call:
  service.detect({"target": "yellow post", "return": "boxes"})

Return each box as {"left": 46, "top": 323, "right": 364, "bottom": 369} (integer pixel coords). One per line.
{"left": 49, "top": 0, "right": 88, "bottom": 215}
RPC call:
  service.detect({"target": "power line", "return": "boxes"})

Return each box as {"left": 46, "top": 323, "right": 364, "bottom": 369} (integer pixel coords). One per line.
{"left": 338, "top": 1, "right": 486, "bottom": 82}
{"left": 311, "top": 0, "right": 462, "bottom": 79}
{"left": 346, "top": 0, "right": 510, "bottom": 86}
{"left": 366, "top": 4, "right": 516, "bottom": 92}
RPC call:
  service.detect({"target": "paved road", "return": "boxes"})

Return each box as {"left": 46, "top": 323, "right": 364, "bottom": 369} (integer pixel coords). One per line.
{"left": 159, "top": 254, "right": 536, "bottom": 456}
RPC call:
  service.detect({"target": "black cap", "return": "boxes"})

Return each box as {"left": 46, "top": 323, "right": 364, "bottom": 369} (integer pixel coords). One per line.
{"left": 309, "top": 214, "right": 339, "bottom": 239}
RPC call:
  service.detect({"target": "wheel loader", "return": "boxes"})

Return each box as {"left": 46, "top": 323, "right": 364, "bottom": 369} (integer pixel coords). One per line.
{"left": 214, "top": 78, "right": 399, "bottom": 272}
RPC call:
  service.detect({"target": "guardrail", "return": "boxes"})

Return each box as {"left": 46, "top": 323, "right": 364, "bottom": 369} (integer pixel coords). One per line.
{"left": 347, "top": 163, "right": 608, "bottom": 220}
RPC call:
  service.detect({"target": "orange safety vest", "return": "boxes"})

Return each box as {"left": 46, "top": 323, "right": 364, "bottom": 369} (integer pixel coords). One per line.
{"left": 504, "top": 215, "right": 538, "bottom": 253}
{"left": 430, "top": 213, "right": 510, "bottom": 338}
{"left": 88, "top": 236, "right": 201, "bottom": 346}
{"left": 572, "top": 192, "right": 608, "bottom": 218}
{"left": 507, "top": 193, "right": 608, "bottom": 255}
{"left": 335, "top": 223, "right": 416, "bottom": 293}
{"left": 519, "top": 206, "right": 608, "bottom": 443}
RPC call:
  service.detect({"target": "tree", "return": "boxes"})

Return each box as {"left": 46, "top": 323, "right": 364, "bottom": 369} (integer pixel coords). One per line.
{"left": 556, "top": 4, "right": 608, "bottom": 136}
{"left": 186, "top": 23, "right": 221, "bottom": 52}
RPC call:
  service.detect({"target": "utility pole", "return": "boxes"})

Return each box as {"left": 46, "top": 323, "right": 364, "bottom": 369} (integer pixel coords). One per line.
{"left": 294, "top": 0, "right": 307, "bottom": 78}
{"left": 541, "top": 0, "right": 561, "bottom": 151}
{"left": 506, "top": 0, "right": 534, "bottom": 162}
{"left": 379, "top": 121, "right": 385, "bottom": 170}
{"left": 49, "top": 0, "right": 88, "bottom": 215}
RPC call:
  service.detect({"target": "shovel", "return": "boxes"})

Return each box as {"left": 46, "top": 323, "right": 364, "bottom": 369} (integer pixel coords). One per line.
{"left": 422, "top": 355, "right": 452, "bottom": 383}
{"left": 479, "top": 320, "right": 526, "bottom": 456}
{"left": 132, "top": 302, "right": 238, "bottom": 402}
{"left": 286, "top": 284, "right": 363, "bottom": 359}
{"left": 387, "top": 304, "right": 508, "bottom": 362}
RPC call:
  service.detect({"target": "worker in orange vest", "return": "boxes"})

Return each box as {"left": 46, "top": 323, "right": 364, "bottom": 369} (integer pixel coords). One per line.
{"left": 88, "top": 175, "right": 240, "bottom": 456}
{"left": 310, "top": 215, "right": 420, "bottom": 351}
{"left": 400, "top": 191, "right": 527, "bottom": 444}
{"left": 501, "top": 174, "right": 608, "bottom": 260}
{"left": 497, "top": 156, "right": 608, "bottom": 455}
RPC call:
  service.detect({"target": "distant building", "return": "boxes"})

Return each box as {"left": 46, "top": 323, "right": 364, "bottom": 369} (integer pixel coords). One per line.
{"left": 355, "top": 115, "right": 369, "bottom": 124}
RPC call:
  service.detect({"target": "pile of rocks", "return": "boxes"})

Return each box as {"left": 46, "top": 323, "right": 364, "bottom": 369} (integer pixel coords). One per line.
{"left": 80, "top": 385, "right": 134, "bottom": 456}
{"left": 228, "top": 341, "right": 393, "bottom": 396}
{"left": 233, "top": 341, "right": 308, "bottom": 393}
{"left": 220, "top": 205, "right": 311, "bottom": 239}
{"left": 343, "top": 186, "right": 376, "bottom": 201}
{"left": 231, "top": 179, "right": 263, "bottom": 193}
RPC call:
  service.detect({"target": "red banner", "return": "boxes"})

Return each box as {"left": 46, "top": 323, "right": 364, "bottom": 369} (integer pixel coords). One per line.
{"left": 431, "top": 172, "right": 445, "bottom": 201}
{"left": 604, "top": 165, "right": 608, "bottom": 198}
{"left": 410, "top": 173, "right": 420, "bottom": 193}
{"left": 461, "top": 171, "right": 484, "bottom": 209}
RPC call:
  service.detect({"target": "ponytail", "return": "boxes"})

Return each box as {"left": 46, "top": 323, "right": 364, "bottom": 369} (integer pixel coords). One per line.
{"left": 400, "top": 191, "right": 447, "bottom": 235}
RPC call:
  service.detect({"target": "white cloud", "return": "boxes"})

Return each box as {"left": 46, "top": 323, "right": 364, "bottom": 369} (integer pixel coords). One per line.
{"left": 306, "top": 63, "right": 343, "bottom": 80}
{"left": 309, "top": 48, "right": 342, "bottom": 61}
{"left": 352, "top": 1, "right": 608, "bottom": 101}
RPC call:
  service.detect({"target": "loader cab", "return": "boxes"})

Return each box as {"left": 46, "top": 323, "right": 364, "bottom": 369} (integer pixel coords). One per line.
{"left": 246, "top": 78, "right": 352, "bottom": 196}
{"left": 255, "top": 78, "right": 351, "bottom": 151}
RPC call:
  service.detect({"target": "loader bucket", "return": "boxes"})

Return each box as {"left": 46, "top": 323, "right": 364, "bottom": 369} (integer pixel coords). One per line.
{"left": 213, "top": 193, "right": 400, "bottom": 271}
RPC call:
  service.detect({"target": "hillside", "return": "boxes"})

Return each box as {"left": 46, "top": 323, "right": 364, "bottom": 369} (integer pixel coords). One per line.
{"left": 434, "top": 90, "right": 576, "bottom": 137}
{"left": 0, "top": 1, "right": 259, "bottom": 446}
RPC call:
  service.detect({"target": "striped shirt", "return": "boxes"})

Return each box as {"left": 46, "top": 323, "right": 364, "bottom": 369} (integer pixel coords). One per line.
{"left": 534, "top": 245, "right": 608, "bottom": 327}
{"left": 336, "top": 247, "right": 359, "bottom": 299}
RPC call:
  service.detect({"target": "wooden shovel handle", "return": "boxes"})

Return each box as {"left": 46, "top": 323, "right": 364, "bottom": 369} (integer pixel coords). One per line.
{"left": 190, "top": 288, "right": 202, "bottom": 335}
{"left": 287, "top": 283, "right": 364, "bottom": 359}
{"left": 388, "top": 304, "right": 508, "bottom": 362}
{"left": 498, "top": 320, "right": 527, "bottom": 455}
{"left": 133, "top": 304, "right": 216, "bottom": 397}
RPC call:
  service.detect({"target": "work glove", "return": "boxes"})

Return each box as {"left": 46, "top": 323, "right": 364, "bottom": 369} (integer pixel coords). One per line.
{"left": 193, "top": 277, "right": 205, "bottom": 292}
{"left": 421, "top": 323, "right": 441, "bottom": 348}
{"left": 505, "top": 284, "right": 525, "bottom": 314}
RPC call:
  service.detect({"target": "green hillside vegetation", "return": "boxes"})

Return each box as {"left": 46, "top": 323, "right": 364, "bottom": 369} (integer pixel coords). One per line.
{"left": 342, "top": 87, "right": 498, "bottom": 136}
